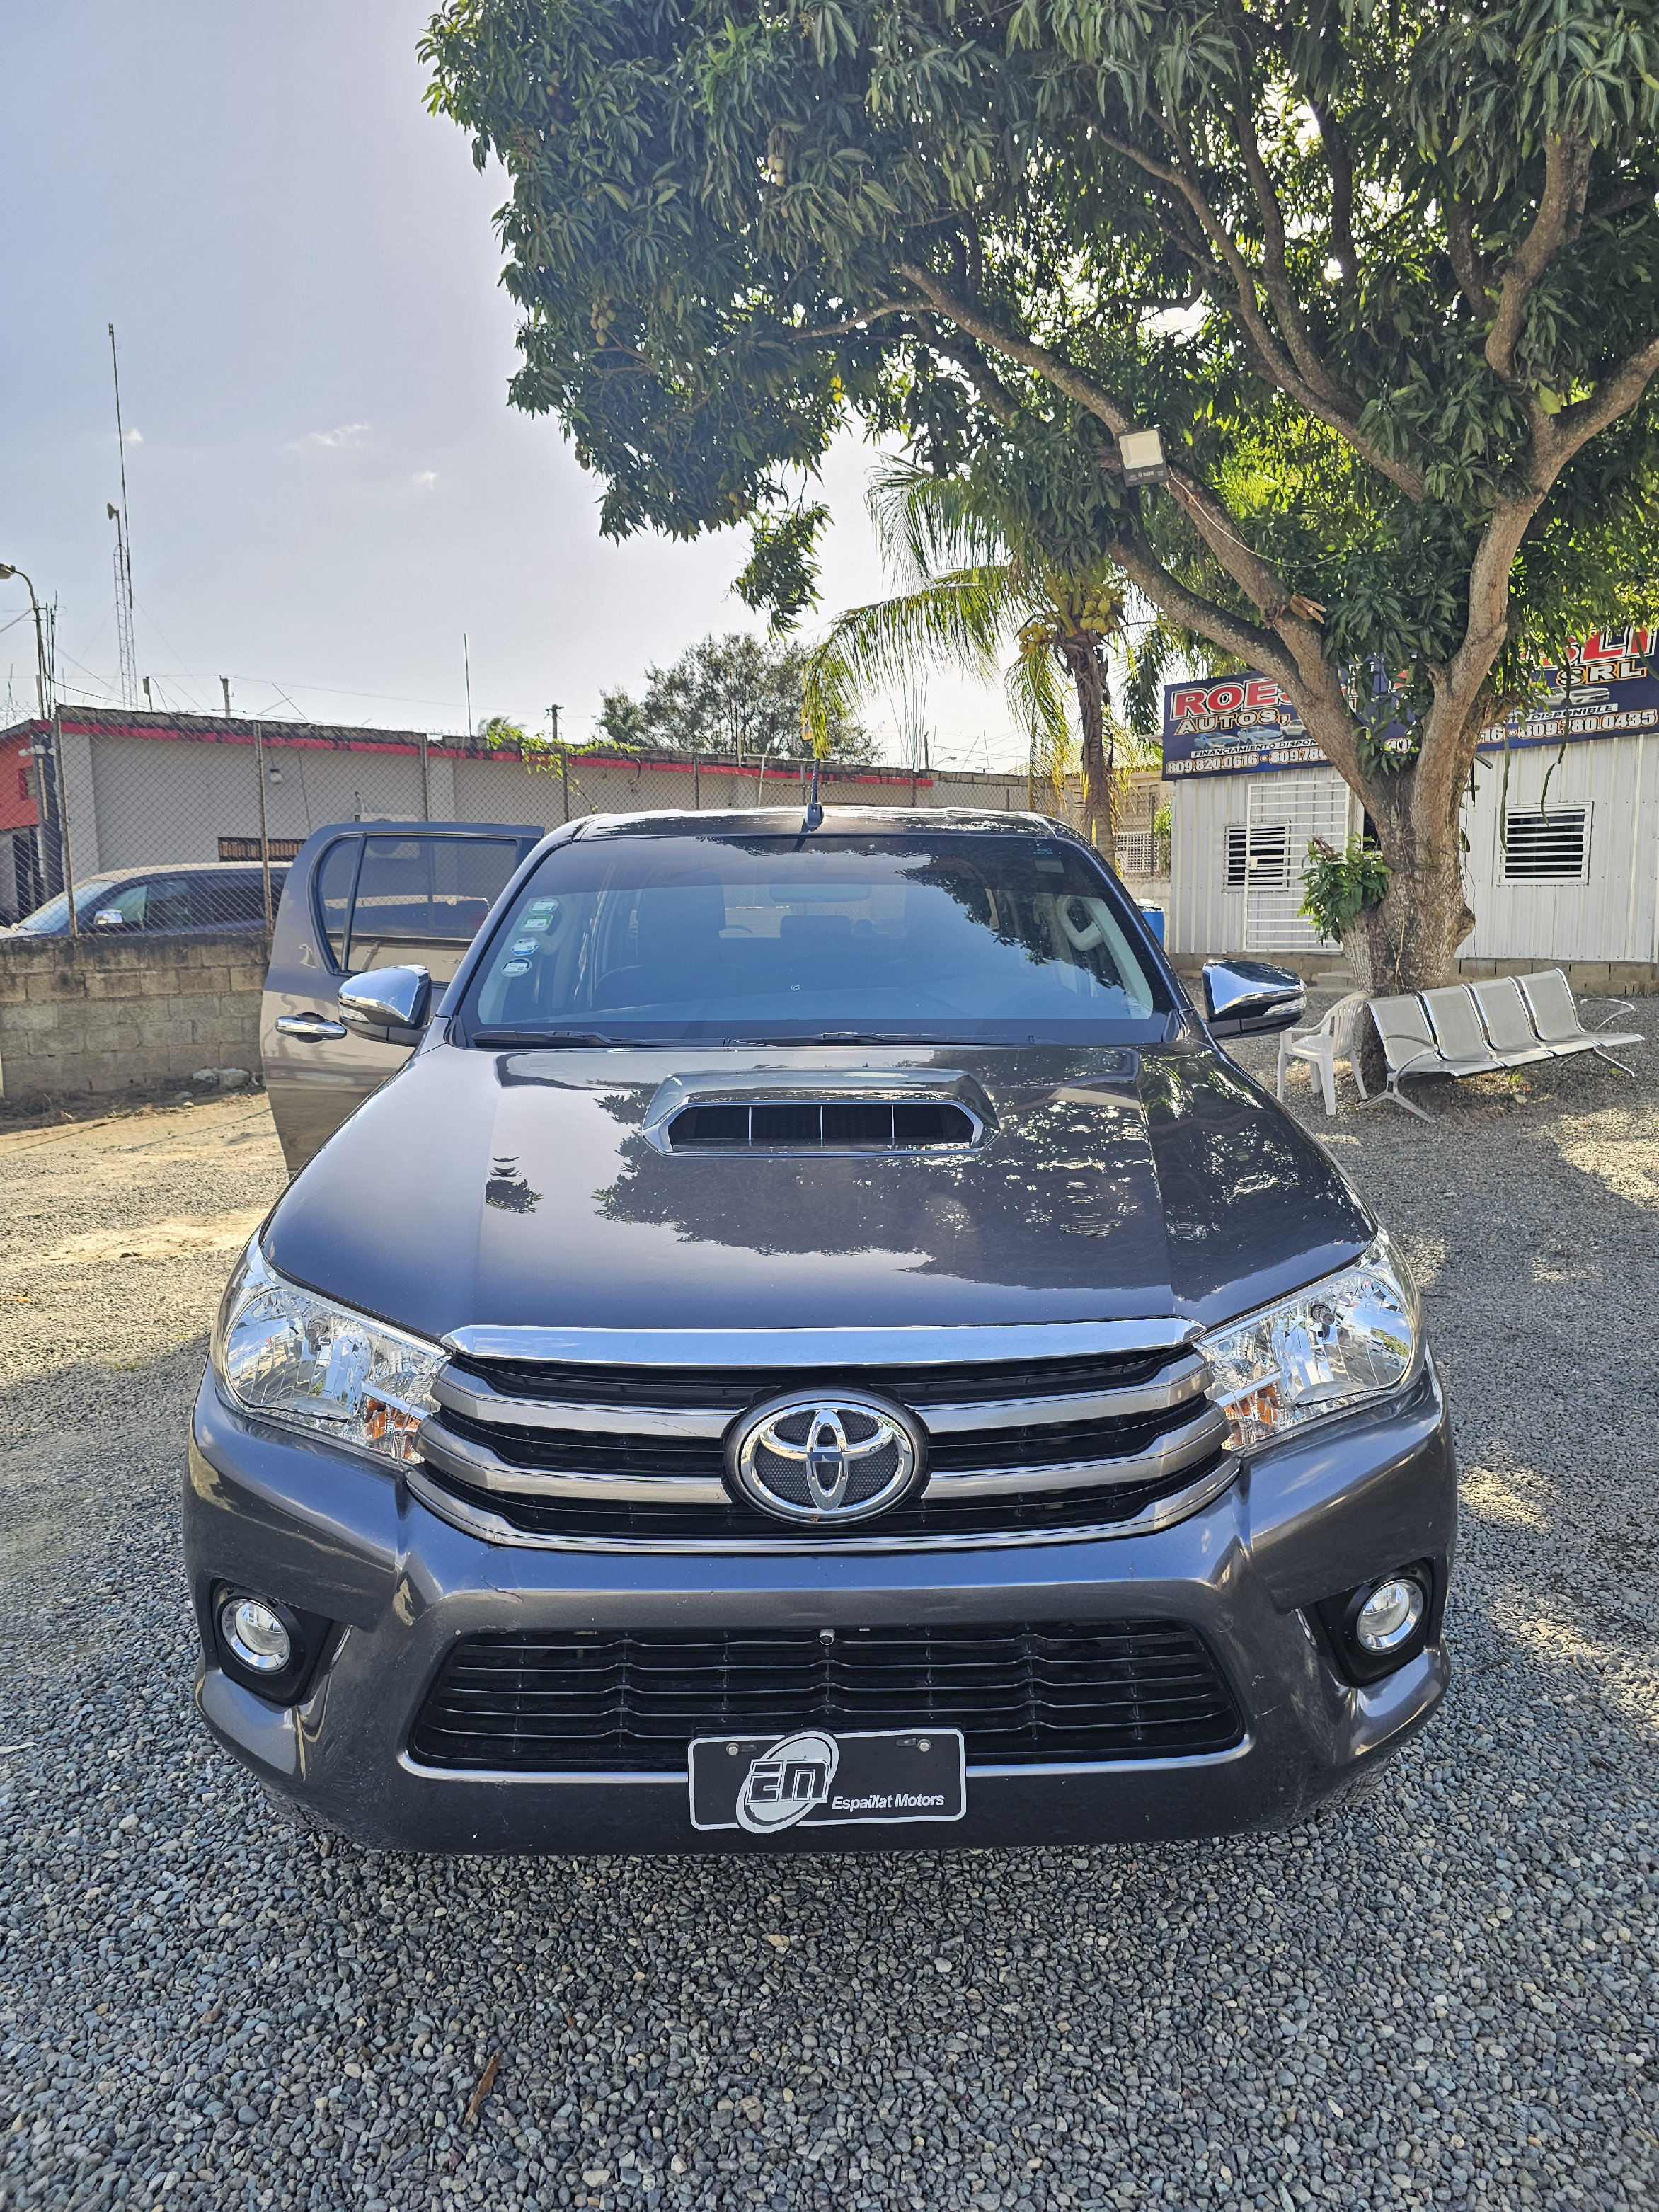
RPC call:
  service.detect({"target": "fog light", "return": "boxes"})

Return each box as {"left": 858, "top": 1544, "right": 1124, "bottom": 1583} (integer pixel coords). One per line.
{"left": 219, "top": 1595, "right": 292, "bottom": 1674}
{"left": 1354, "top": 1575, "right": 1425, "bottom": 1654}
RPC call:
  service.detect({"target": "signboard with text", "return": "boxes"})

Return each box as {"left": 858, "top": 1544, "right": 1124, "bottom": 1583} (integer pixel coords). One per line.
{"left": 1162, "top": 628, "right": 1659, "bottom": 777}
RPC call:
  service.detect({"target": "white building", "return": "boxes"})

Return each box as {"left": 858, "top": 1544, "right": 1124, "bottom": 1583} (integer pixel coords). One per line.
{"left": 0, "top": 706, "right": 1049, "bottom": 923}
{"left": 1161, "top": 636, "right": 1659, "bottom": 989}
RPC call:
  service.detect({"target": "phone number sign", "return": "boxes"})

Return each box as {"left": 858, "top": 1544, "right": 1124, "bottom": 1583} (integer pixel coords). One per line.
{"left": 1161, "top": 630, "right": 1659, "bottom": 778}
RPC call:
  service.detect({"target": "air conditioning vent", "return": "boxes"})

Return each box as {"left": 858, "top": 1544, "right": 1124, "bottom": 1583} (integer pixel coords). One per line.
{"left": 666, "top": 1097, "right": 979, "bottom": 1154}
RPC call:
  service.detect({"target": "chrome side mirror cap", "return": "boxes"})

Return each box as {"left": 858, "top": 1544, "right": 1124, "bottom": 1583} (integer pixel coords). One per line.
{"left": 1201, "top": 958, "right": 1306, "bottom": 1038}
{"left": 338, "top": 964, "right": 432, "bottom": 1045}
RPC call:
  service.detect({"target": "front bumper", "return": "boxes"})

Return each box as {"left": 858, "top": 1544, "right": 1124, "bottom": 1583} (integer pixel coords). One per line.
{"left": 183, "top": 1363, "right": 1456, "bottom": 1854}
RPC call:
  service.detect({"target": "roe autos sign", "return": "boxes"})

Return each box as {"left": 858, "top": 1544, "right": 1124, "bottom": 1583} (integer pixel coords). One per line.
{"left": 1162, "top": 628, "right": 1659, "bottom": 778}
{"left": 1162, "top": 673, "right": 1322, "bottom": 777}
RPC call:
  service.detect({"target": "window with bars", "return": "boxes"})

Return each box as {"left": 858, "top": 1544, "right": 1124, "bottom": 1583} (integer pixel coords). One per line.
{"left": 1223, "top": 824, "right": 1292, "bottom": 888}
{"left": 1500, "top": 807, "right": 1590, "bottom": 884}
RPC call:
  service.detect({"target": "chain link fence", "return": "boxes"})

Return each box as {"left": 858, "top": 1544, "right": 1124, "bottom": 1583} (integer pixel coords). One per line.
{"left": 0, "top": 706, "right": 1169, "bottom": 930}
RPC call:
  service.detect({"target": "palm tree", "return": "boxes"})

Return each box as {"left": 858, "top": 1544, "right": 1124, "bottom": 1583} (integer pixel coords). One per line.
{"left": 803, "top": 466, "right": 1144, "bottom": 859}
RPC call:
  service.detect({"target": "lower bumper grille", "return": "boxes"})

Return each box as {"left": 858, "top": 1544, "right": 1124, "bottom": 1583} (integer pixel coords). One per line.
{"left": 408, "top": 1620, "right": 1245, "bottom": 1772}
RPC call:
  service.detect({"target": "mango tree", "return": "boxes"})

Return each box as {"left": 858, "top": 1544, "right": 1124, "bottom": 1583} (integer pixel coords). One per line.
{"left": 423, "top": 0, "right": 1659, "bottom": 989}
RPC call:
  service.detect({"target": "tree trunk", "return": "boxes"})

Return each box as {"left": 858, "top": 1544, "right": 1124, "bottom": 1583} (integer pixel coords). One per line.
{"left": 1319, "top": 716, "right": 1479, "bottom": 1092}
{"left": 1058, "top": 635, "right": 1114, "bottom": 862}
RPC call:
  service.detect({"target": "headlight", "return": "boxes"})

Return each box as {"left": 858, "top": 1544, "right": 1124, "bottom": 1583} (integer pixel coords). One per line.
{"left": 1199, "top": 1234, "right": 1419, "bottom": 1451}
{"left": 211, "top": 1239, "right": 440, "bottom": 1467}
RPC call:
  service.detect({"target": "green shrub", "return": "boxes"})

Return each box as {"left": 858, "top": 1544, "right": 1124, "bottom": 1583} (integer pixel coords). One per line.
{"left": 1299, "top": 837, "right": 1391, "bottom": 945}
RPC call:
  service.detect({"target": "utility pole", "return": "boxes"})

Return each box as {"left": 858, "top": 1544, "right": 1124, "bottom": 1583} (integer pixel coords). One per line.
{"left": 222, "top": 676, "right": 232, "bottom": 719}
{"left": 254, "top": 721, "right": 273, "bottom": 927}
{"left": 109, "top": 326, "right": 139, "bottom": 707}
{"left": 463, "top": 634, "right": 473, "bottom": 737}
{"left": 546, "top": 704, "right": 561, "bottom": 748}
{"left": 48, "top": 602, "right": 75, "bottom": 932}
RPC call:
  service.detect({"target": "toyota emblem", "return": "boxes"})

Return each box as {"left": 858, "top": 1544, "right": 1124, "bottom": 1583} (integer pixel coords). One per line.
{"left": 728, "top": 1390, "right": 927, "bottom": 1525}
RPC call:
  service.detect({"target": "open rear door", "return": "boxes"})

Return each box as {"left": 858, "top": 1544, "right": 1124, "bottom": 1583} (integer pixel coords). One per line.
{"left": 262, "top": 822, "right": 540, "bottom": 1174}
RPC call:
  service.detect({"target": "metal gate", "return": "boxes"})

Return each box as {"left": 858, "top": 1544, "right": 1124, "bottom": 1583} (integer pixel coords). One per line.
{"left": 1243, "top": 773, "right": 1357, "bottom": 953}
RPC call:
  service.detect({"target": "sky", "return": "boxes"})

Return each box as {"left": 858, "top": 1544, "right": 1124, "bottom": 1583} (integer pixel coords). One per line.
{"left": 0, "top": 2, "right": 1024, "bottom": 768}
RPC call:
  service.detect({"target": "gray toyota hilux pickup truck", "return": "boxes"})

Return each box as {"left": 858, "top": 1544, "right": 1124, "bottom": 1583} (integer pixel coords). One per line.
{"left": 188, "top": 806, "right": 1453, "bottom": 1852}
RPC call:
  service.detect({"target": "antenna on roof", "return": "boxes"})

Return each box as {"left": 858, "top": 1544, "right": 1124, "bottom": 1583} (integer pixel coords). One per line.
{"left": 108, "top": 326, "right": 139, "bottom": 709}
{"left": 802, "top": 752, "right": 823, "bottom": 832}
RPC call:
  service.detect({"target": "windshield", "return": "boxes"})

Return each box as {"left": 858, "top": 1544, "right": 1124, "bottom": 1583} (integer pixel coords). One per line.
{"left": 8, "top": 882, "right": 121, "bottom": 933}
{"left": 457, "top": 832, "right": 1169, "bottom": 1044}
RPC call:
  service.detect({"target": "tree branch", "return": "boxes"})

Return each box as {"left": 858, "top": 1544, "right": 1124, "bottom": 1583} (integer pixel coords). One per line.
{"left": 1549, "top": 331, "right": 1659, "bottom": 460}
{"left": 1093, "top": 120, "right": 1429, "bottom": 500}
{"left": 914, "top": 315, "right": 1021, "bottom": 425}
{"left": 1230, "top": 96, "right": 1347, "bottom": 406}
{"left": 1585, "top": 183, "right": 1655, "bottom": 224}
{"left": 895, "top": 261, "right": 1135, "bottom": 434}
{"left": 1486, "top": 136, "right": 1591, "bottom": 384}
{"left": 799, "top": 298, "right": 925, "bottom": 338}
{"left": 895, "top": 263, "right": 1343, "bottom": 675}
{"left": 1445, "top": 203, "right": 1492, "bottom": 319}
{"left": 1112, "top": 522, "right": 1369, "bottom": 792}
{"left": 1307, "top": 96, "right": 1357, "bottom": 294}
{"left": 1110, "top": 526, "right": 1292, "bottom": 681}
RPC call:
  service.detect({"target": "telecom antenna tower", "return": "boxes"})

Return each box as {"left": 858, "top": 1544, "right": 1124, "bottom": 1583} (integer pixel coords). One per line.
{"left": 108, "top": 324, "right": 139, "bottom": 708}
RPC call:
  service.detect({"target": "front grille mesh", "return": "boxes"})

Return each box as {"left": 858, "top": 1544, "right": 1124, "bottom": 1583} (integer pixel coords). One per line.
{"left": 408, "top": 1620, "right": 1244, "bottom": 1772}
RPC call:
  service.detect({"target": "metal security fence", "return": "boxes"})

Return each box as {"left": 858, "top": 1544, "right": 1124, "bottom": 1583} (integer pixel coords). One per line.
{"left": 0, "top": 706, "right": 1176, "bottom": 932}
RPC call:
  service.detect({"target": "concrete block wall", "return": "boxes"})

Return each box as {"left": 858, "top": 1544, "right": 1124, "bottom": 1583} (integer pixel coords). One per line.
{"left": 0, "top": 930, "right": 266, "bottom": 1105}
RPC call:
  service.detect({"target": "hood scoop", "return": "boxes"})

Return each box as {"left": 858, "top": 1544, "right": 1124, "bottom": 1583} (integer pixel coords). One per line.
{"left": 641, "top": 1067, "right": 994, "bottom": 1158}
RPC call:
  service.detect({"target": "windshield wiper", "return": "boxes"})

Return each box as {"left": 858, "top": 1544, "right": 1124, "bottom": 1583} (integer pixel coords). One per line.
{"left": 470, "top": 1028, "right": 619, "bottom": 1049}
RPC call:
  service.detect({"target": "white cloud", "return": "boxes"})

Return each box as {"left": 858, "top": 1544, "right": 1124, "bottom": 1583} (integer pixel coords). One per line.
{"left": 291, "top": 421, "right": 369, "bottom": 451}
{"left": 412, "top": 469, "right": 438, "bottom": 488}
{"left": 122, "top": 427, "right": 142, "bottom": 445}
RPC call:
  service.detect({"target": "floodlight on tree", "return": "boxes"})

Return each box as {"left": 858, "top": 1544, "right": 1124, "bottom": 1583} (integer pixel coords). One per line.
{"left": 1118, "top": 428, "right": 1169, "bottom": 486}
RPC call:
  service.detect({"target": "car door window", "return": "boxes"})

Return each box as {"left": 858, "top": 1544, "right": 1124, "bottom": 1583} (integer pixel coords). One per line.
{"left": 314, "top": 837, "right": 362, "bottom": 967}
{"left": 343, "top": 836, "right": 523, "bottom": 982}
{"left": 97, "top": 876, "right": 190, "bottom": 930}
{"left": 141, "top": 877, "right": 192, "bottom": 929}
{"left": 191, "top": 872, "right": 267, "bottom": 927}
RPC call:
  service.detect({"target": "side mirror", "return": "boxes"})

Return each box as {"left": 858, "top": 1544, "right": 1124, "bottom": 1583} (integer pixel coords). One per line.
{"left": 1201, "top": 958, "right": 1306, "bottom": 1038}
{"left": 93, "top": 908, "right": 127, "bottom": 929}
{"left": 338, "top": 964, "right": 432, "bottom": 1045}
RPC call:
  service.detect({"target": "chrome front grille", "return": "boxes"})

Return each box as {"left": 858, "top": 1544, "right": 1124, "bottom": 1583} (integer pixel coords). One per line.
{"left": 412, "top": 1321, "right": 1232, "bottom": 1551}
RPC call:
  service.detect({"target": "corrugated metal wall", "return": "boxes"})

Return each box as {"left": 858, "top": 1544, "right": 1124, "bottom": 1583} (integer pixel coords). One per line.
{"left": 58, "top": 726, "right": 1050, "bottom": 877}
{"left": 1166, "top": 767, "right": 1355, "bottom": 958}
{"left": 1462, "top": 733, "right": 1658, "bottom": 965}
{"left": 1167, "top": 738, "right": 1659, "bottom": 965}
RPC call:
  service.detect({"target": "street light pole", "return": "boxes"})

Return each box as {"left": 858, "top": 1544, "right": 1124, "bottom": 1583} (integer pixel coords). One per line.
{"left": 0, "top": 561, "right": 49, "bottom": 720}
{"left": 0, "top": 561, "right": 76, "bottom": 934}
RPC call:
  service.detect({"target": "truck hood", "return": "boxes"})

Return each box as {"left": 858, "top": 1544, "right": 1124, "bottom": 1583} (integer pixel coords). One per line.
{"left": 265, "top": 1040, "right": 1373, "bottom": 1341}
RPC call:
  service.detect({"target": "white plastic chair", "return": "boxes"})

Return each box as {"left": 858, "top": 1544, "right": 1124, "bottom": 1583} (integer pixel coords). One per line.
{"left": 1518, "top": 969, "right": 1646, "bottom": 1075}
{"left": 1276, "top": 992, "right": 1368, "bottom": 1116}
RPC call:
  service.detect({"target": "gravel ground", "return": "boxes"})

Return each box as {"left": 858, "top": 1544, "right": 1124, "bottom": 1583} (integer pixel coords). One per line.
{"left": 1, "top": 1033, "right": 1656, "bottom": 2212}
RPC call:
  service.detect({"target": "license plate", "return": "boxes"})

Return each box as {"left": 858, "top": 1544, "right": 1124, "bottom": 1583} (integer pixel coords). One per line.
{"left": 689, "top": 1726, "right": 966, "bottom": 1833}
